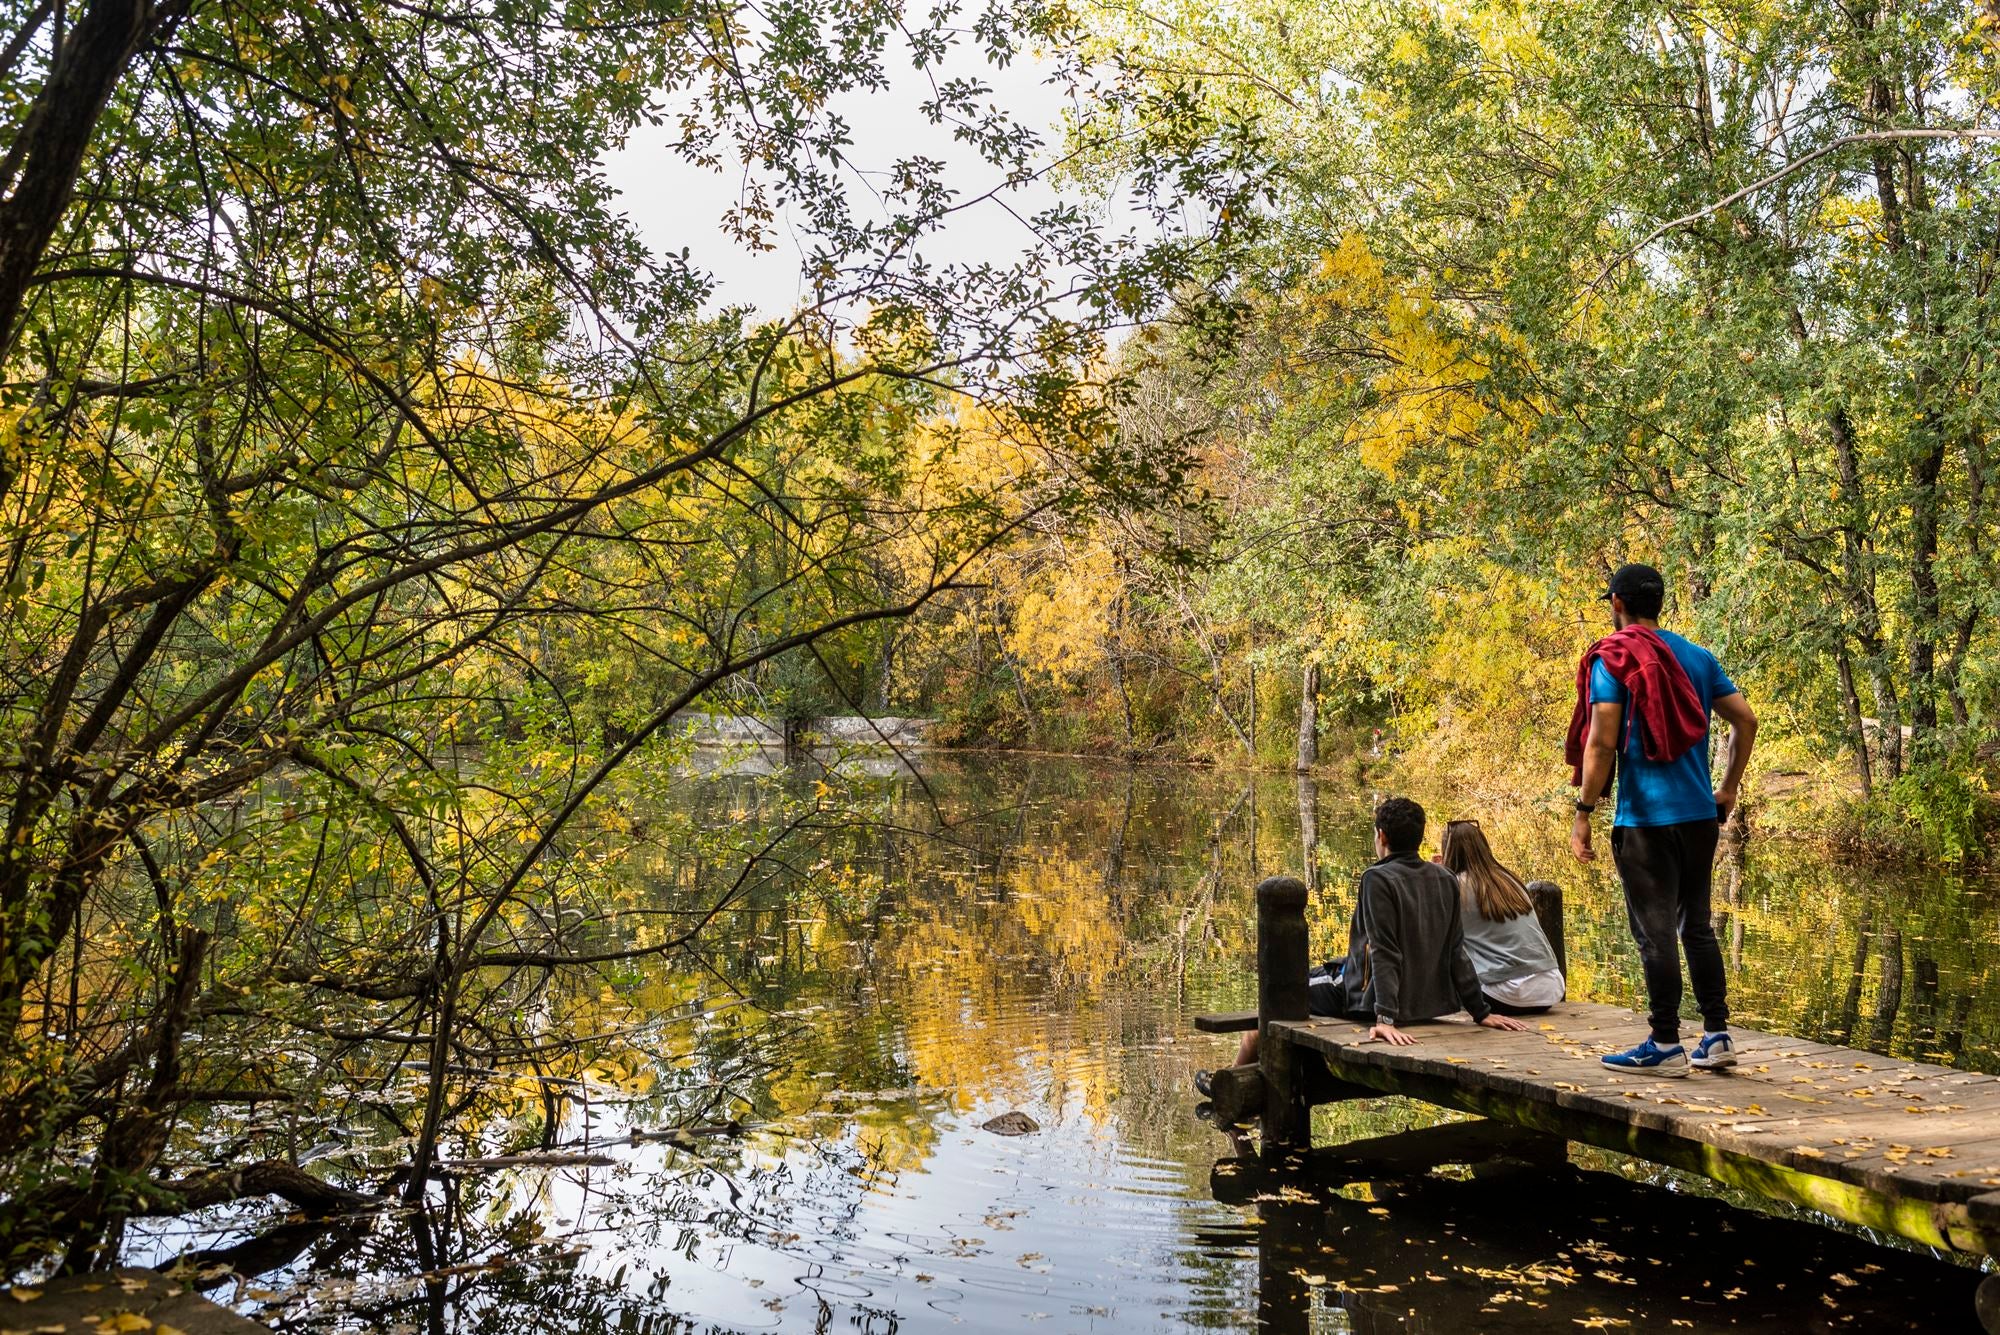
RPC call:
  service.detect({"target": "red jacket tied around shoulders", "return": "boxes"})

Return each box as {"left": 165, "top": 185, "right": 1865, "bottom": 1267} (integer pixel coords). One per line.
{"left": 1566, "top": 626, "right": 1707, "bottom": 786}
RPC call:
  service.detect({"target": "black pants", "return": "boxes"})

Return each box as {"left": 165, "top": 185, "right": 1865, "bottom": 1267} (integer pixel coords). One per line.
{"left": 1612, "top": 818, "right": 1728, "bottom": 1044}
{"left": 1482, "top": 995, "right": 1553, "bottom": 1017}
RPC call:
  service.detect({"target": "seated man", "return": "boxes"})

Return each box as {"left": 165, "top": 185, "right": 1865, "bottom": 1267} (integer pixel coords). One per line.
{"left": 1199, "top": 796, "right": 1530, "bottom": 1088}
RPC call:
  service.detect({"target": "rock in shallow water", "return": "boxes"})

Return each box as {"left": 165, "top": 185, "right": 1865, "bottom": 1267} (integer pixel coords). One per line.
{"left": 979, "top": 1111, "right": 1040, "bottom": 1136}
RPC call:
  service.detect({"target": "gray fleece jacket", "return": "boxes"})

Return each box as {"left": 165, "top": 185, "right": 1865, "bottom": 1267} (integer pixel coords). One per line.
{"left": 1335, "top": 851, "right": 1491, "bottom": 1026}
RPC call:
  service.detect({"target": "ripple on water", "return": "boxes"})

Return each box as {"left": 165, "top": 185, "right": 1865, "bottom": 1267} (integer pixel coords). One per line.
{"left": 114, "top": 757, "right": 2000, "bottom": 1333}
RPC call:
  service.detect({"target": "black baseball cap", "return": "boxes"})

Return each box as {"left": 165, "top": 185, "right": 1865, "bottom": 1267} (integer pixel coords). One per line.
{"left": 1604, "top": 562, "right": 1666, "bottom": 602}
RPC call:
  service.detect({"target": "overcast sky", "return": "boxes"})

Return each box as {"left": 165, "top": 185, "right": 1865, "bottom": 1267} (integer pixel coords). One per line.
{"left": 602, "top": 43, "right": 1127, "bottom": 320}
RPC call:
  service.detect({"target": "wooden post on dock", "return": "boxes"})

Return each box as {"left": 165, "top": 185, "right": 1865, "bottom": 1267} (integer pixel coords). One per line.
{"left": 1256, "top": 875, "right": 1311, "bottom": 1153}
{"left": 1526, "top": 880, "right": 1567, "bottom": 977}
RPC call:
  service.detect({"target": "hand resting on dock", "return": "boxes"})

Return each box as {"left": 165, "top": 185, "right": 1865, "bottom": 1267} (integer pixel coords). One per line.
{"left": 1370, "top": 1012, "right": 1531, "bottom": 1045}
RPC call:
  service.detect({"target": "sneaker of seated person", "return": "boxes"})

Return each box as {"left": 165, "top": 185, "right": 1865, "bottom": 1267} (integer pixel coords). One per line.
{"left": 1601, "top": 1037, "right": 1689, "bottom": 1077}
{"left": 1689, "top": 1031, "right": 1736, "bottom": 1069}
{"left": 1193, "top": 1069, "right": 1215, "bottom": 1099}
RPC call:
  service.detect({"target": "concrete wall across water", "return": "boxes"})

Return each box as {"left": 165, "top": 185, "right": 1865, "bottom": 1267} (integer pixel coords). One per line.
{"left": 676, "top": 712, "right": 934, "bottom": 749}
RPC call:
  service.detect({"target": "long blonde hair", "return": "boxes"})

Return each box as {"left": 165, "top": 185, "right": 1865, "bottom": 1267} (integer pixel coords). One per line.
{"left": 1440, "top": 819, "right": 1534, "bottom": 922}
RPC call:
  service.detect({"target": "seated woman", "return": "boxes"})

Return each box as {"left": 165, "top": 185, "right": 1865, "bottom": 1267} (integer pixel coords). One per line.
{"left": 1196, "top": 798, "right": 1528, "bottom": 1098}
{"left": 1438, "top": 819, "right": 1565, "bottom": 1015}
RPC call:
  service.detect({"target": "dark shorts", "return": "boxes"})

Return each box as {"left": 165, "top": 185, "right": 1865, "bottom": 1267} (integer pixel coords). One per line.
{"left": 1307, "top": 961, "right": 1367, "bottom": 1020}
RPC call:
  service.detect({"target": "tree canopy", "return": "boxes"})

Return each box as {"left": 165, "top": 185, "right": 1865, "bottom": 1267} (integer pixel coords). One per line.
{"left": 0, "top": 0, "right": 1254, "bottom": 1268}
{"left": 924, "top": 0, "right": 1999, "bottom": 861}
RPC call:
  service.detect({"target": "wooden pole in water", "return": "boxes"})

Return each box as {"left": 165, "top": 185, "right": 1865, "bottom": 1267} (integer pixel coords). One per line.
{"left": 1257, "top": 875, "right": 1311, "bottom": 1153}
{"left": 1526, "top": 880, "right": 1567, "bottom": 978}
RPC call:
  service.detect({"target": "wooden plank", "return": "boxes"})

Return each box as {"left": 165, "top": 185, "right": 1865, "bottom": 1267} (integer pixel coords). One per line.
{"left": 1275, "top": 1031, "right": 2000, "bottom": 1255}
{"left": 1, "top": 1268, "right": 270, "bottom": 1333}
{"left": 1193, "top": 1010, "right": 1258, "bottom": 1033}
{"left": 1266, "top": 997, "right": 2000, "bottom": 1250}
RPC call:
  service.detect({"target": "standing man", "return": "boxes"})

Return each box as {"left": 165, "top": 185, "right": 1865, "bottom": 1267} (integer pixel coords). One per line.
{"left": 1567, "top": 563, "right": 1757, "bottom": 1077}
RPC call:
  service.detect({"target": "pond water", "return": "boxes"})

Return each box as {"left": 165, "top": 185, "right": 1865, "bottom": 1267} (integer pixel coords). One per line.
{"left": 131, "top": 752, "right": 2000, "bottom": 1332}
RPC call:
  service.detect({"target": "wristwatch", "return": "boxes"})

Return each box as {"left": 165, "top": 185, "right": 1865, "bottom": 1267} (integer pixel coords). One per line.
{"left": 1574, "top": 799, "right": 1597, "bottom": 814}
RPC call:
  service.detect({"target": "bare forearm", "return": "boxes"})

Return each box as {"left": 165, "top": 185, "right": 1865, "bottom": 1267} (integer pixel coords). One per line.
{"left": 1579, "top": 744, "right": 1617, "bottom": 806}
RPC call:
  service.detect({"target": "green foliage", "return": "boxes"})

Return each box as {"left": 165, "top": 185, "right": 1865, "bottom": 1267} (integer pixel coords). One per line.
{"left": 910, "top": 0, "right": 2000, "bottom": 831}
{"left": 1888, "top": 759, "right": 1994, "bottom": 865}
{"left": 1828, "top": 753, "right": 2000, "bottom": 865}
{"left": 0, "top": 0, "right": 1257, "bottom": 1268}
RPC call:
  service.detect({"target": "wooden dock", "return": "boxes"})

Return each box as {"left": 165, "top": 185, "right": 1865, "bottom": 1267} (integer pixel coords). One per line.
{"left": 0, "top": 1267, "right": 270, "bottom": 1333}
{"left": 1200, "top": 875, "right": 2000, "bottom": 1331}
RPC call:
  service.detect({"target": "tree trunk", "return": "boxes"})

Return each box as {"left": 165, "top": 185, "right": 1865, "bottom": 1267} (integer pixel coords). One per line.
{"left": 874, "top": 625, "right": 896, "bottom": 713}
{"left": 1295, "top": 660, "right": 1318, "bottom": 772}
{"left": 1945, "top": 428, "right": 1987, "bottom": 728}
{"left": 1295, "top": 771, "right": 1319, "bottom": 893}
{"left": 0, "top": 0, "right": 161, "bottom": 355}
{"left": 1836, "top": 647, "right": 1874, "bottom": 796}
{"left": 1907, "top": 439, "right": 1946, "bottom": 743}
{"left": 1827, "top": 403, "right": 1903, "bottom": 778}
{"left": 1111, "top": 594, "right": 1136, "bottom": 748}
{"left": 1246, "top": 661, "right": 1257, "bottom": 763}
{"left": 1868, "top": 662, "right": 1904, "bottom": 780}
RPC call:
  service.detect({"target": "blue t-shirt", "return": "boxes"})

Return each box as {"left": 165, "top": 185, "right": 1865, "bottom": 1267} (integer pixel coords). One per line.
{"left": 1588, "top": 630, "right": 1739, "bottom": 828}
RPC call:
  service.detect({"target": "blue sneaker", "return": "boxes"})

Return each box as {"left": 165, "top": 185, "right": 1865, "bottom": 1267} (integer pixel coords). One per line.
{"left": 1690, "top": 1031, "right": 1737, "bottom": 1070}
{"left": 1601, "top": 1037, "right": 1689, "bottom": 1077}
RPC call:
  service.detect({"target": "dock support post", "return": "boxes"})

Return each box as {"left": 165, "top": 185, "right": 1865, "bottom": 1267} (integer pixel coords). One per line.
{"left": 1526, "top": 880, "right": 1567, "bottom": 977}
{"left": 1256, "top": 875, "right": 1311, "bottom": 1154}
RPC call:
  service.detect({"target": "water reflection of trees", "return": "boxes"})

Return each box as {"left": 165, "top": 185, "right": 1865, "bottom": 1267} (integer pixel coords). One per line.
{"left": 733, "top": 759, "right": 2000, "bottom": 1132}
{"left": 116, "top": 754, "right": 2000, "bottom": 1329}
